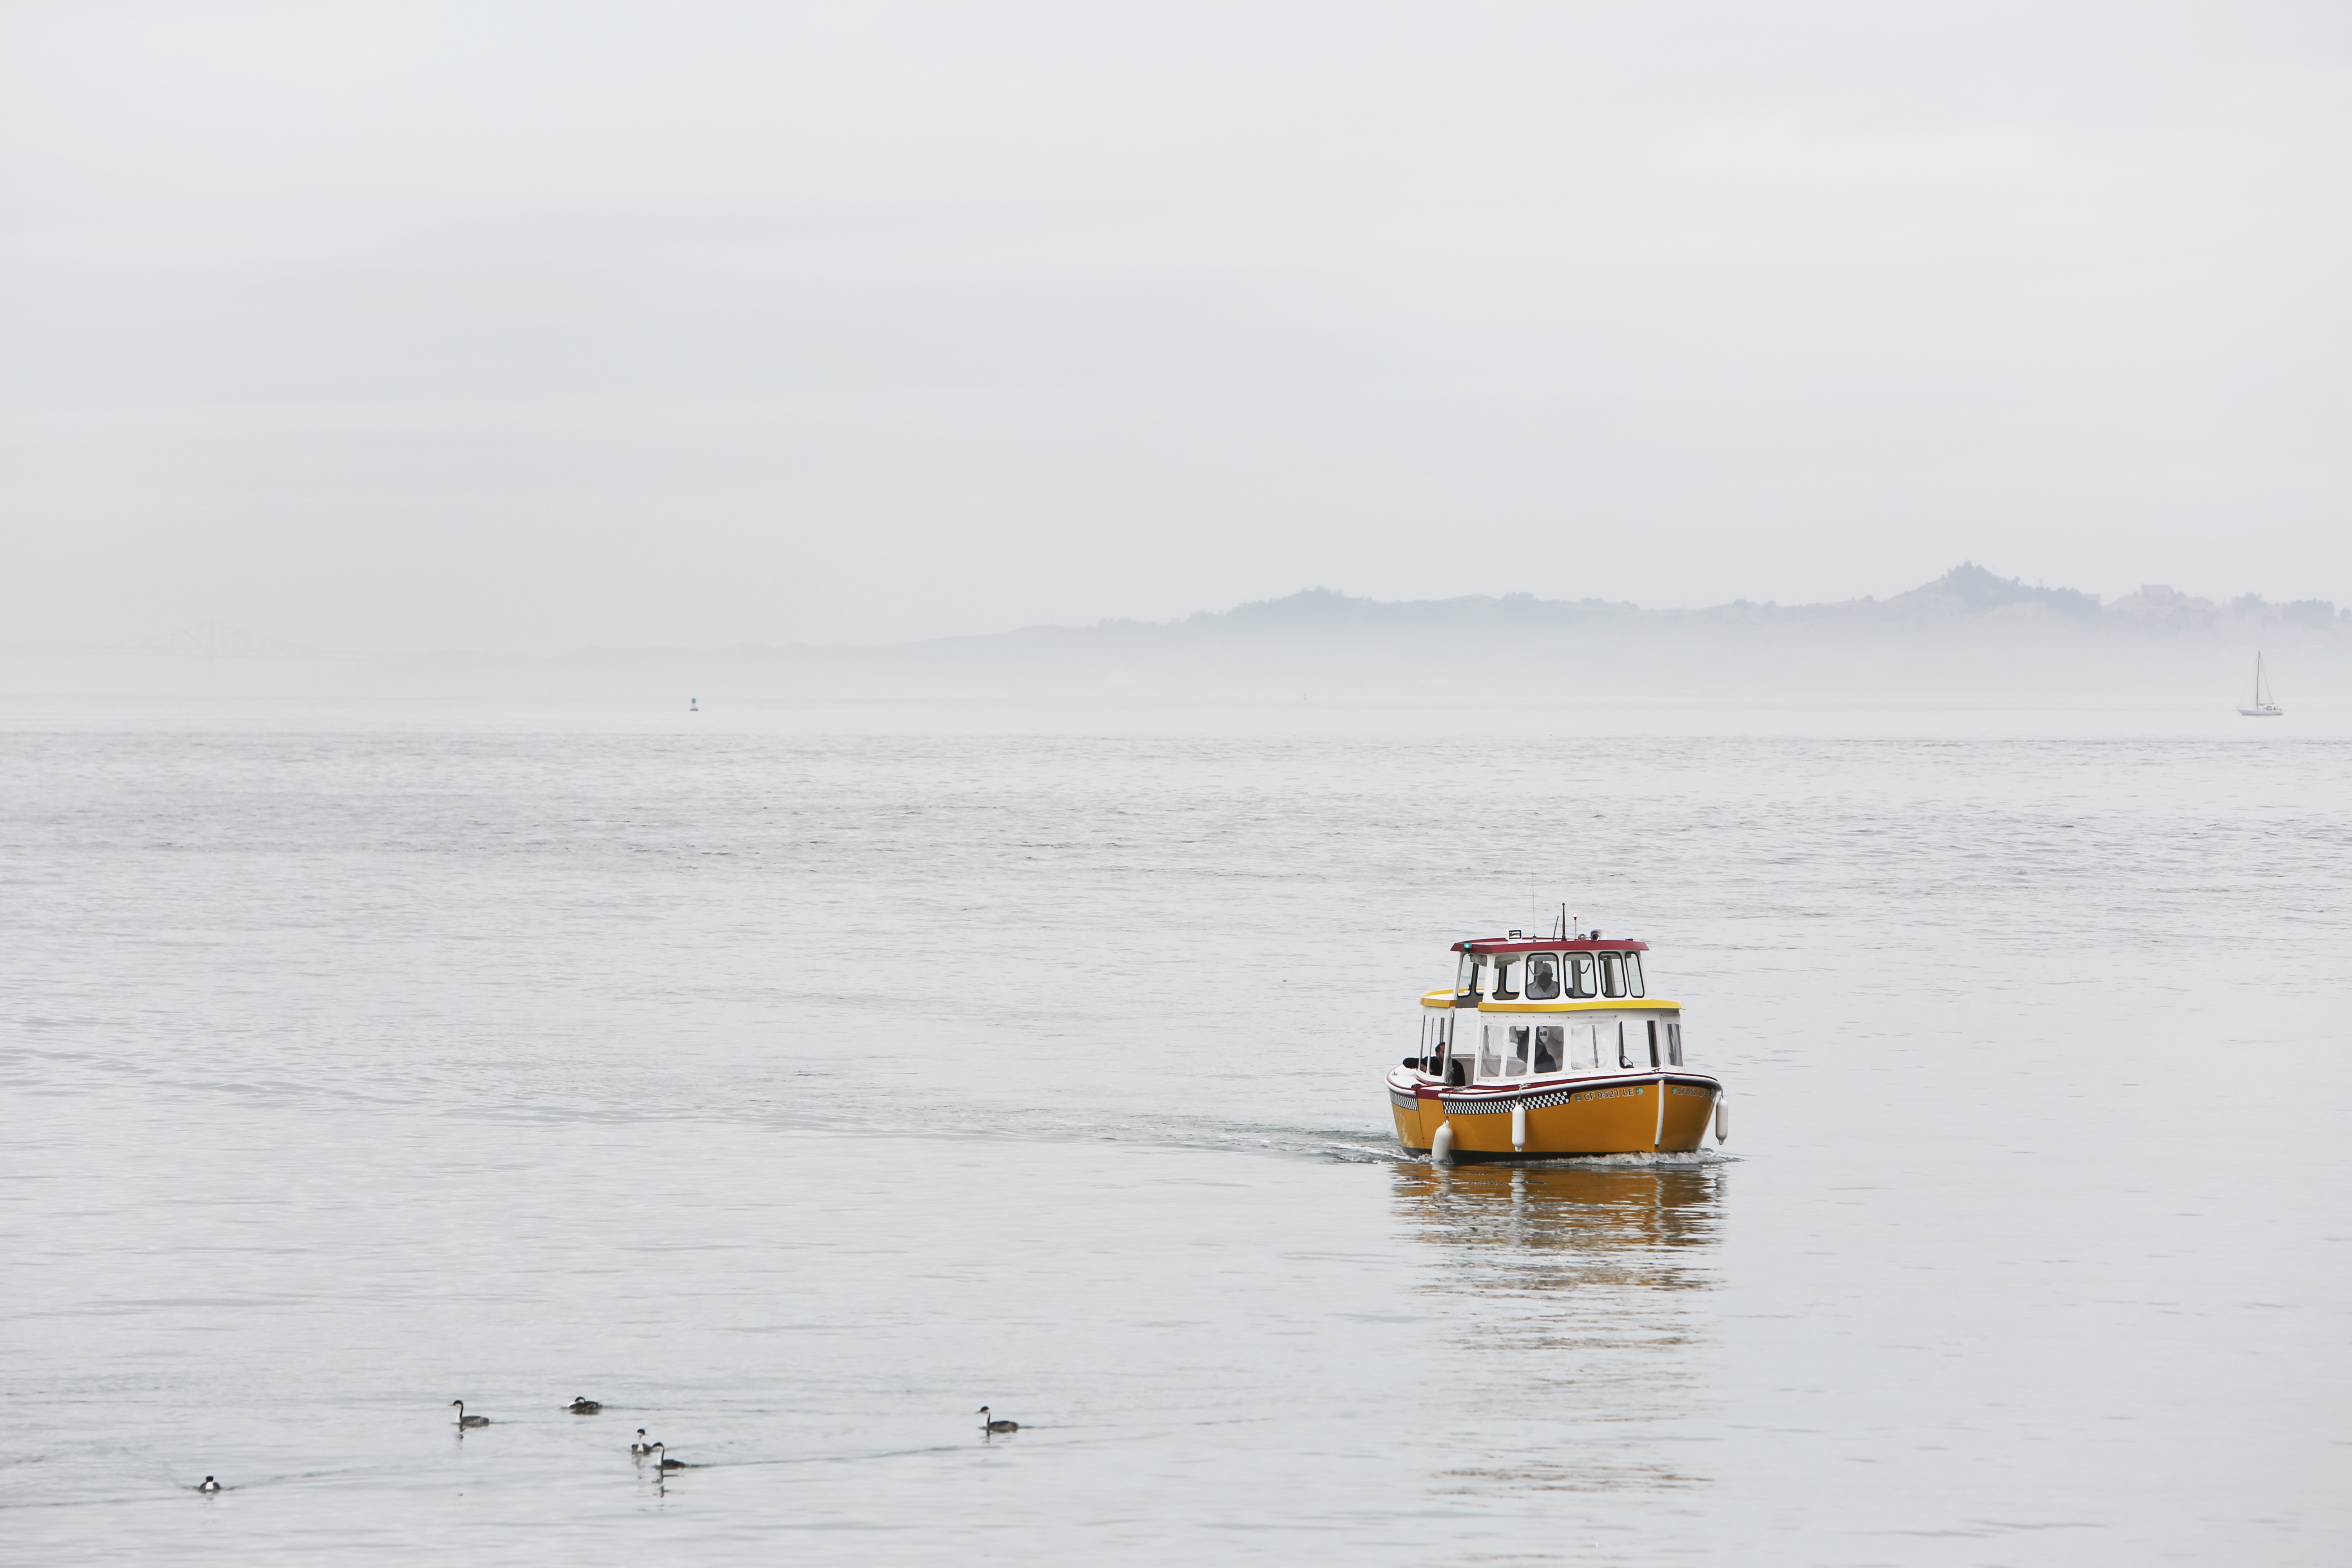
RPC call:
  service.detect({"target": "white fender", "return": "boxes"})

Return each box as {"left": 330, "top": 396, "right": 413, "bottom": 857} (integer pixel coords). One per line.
{"left": 1431, "top": 1120, "right": 1454, "bottom": 1165}
{"left": 1510, "top": 1103, "right": 1527, "bottom": 1152}
{"left": 1714, "top": 1093, "right": 1730, "bottom": 1145}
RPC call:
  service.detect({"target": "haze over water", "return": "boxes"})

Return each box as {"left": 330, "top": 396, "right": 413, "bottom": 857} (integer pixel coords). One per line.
{"left": 5, "top": 701, "right": 2346, "bottom": 1565}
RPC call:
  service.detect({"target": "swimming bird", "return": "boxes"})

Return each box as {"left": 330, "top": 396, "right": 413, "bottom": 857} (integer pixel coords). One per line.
{"left": 978, "top": 1407, "right": 1019, "bottom": 1434}
{"left": 451, "top": 1400, "right": 490, "bottom": 1428}
{"left": 197, "top": 1476, "right": 221, "bottom": 1493}
{"left": 648, "top": 1442, "right": 687, "bottom": 1471}
{"left": 630, "top": 1429, "right": 654, "bottom": 1455}
{"left": 567, "top": 1396, "right": 601, "bottom": 1414}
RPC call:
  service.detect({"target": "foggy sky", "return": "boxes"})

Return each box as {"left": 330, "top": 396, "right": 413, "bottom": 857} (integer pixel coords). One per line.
{"left": 4, "top": 0, "right": 2350, "bottom": 653}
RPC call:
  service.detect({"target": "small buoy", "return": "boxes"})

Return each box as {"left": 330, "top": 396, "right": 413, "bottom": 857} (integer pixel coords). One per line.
{"left": 1431, "top": 1120, "right": 1454, "bottom": 1166}
{"left": 1510, "top": 1102, "right": 1527, "bottom": 1152}
{"left": 1714, "top": 1094, "right": 1730, "bottom": 1145}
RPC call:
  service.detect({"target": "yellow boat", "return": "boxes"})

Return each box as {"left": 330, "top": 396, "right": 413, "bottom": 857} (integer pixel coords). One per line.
{"left": 1388, "top": 925, "right": 1727, "bottom": 1161}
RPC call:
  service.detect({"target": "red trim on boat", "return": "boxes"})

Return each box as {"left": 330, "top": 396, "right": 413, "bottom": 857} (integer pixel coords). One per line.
{"left": 1452, "top": 938, "right": 1650, "bottom": 955}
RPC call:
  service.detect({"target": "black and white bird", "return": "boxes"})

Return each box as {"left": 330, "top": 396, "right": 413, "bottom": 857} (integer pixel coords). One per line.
{"left": 197, "top": 1476, "right": 221, "bottom": 1493}
{"left": 978, "top": 1407, "right": 1019, "bottom": 1434}
{"left": 451, "top": 1401, "right": 490, "bottom": 1428}
{"left": 630, "top": 1429, "right": 655, "bottom": 1455}
{"left": 567, "top": 1396, "right": 601, "bottom": 1414}
{"left": 648, "top": 1443, "right": 688, "bottom": 1471}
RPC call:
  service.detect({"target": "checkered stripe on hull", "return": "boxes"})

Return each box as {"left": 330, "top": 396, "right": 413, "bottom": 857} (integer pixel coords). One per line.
{"left": 1441, "top": 1082, "right": 1662, "bottom": 1116}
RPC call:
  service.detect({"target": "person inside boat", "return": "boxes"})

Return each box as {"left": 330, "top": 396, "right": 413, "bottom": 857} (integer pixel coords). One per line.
{"left": 1438, "top": 1029, "right": 1469, "bottom": 1085}
{"left": 1524, "top": 953, "right": 1561, "bottom": 1000}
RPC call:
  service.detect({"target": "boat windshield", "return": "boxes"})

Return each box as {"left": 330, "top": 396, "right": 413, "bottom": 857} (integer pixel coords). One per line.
{"left": 1490, "top": 956, "right": 1520, "bottom": 1000}
{"left": 1623, "top": 952, "right": 1644, "bottom": 997}
{"left": 1564, "top": 953, "right": 1596, "bottom": 999}
{"left": 1599, "top": 952, "right": 1626, "bottom": 997}
{"left": 1523, "top": 953, "right": 1561, "bottom": 999}
{"left": 1455, "top": 951, "right": 1482, "bottom": 997}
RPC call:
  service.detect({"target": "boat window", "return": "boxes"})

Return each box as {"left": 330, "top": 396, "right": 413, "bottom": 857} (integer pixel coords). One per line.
{"left": 1598, "top": 952, "right": 1626, "bottom": 998}
{"left": 1644, "top": 1020, "right": 1662, "bottom": 1068}
{"left": 1456, "top": 951, "right": 1482, "bottom": 997}
{"left": 1624, "top": 952, "right": 1644, "bottom": 998}
{"left": 1666, "top": 1021, "right": 1684, "bottom": 1067}
{"left": 1478, "top": 1026, "right": 1501, "bottom": 1080}
{"left": 1616, "top": 1021, "right": 1639, "bottom": 1069}
{"left": 1564, "top": 953, "right": 1596, "bottom": 999}
{"left": 1533, "top": 1025, "right": 1563, "bottom": 1073}
{"left": 1503, "top": 1026, "right": 1530, "bottom": 1077}
{"left": 1490, "top": 957, "right": 1520, "bottom": 1001}
{"left": 1571, "top": 1023, "right": 1599, "bottom": 1070}
{"left": 1523, "top": 953, "right": 1560, "bottom": 1000}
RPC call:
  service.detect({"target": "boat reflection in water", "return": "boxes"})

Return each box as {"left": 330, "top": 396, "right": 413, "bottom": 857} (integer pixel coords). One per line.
{"left": 1390, "top": 1160, "right": 1726, "bottom": 1507}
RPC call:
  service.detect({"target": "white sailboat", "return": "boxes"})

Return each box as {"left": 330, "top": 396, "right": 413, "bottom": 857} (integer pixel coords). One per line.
{"left": 2238, "top": 652, "right": 2283, "bottom": 717}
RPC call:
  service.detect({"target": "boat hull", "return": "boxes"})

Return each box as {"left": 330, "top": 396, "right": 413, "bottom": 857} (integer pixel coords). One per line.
{"left": 1388, "top": 1072, "right": 1720, "bottom": 1159}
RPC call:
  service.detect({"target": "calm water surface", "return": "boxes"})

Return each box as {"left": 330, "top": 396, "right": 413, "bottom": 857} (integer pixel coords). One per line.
{"left": 3, "top": 704, "right": 2346, "bottom": 1565}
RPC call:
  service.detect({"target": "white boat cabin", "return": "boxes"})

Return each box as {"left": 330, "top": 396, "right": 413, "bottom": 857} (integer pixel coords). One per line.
{"left": 1410, "top": 935, "right": 1687, "bottom": 1089}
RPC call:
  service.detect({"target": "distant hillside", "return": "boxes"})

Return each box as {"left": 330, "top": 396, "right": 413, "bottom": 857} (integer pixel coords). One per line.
{"left": 696, "top": 563, "right": 2343, "bottom": 702}
{"left": 7, "top": 566, "right": 2346, "bottom": 703}
{"left": 1015, "top": 564, "right": 2344, "bottom": 645}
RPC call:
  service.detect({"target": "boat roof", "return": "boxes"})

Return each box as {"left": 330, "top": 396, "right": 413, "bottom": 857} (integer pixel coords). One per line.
{"left": 1453, "top": 936, "right": 1648, "bottom": 955}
